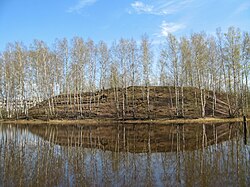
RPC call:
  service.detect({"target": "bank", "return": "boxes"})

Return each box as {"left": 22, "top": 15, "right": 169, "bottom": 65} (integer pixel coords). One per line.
{"left": 0, "top": 117, "right": 248, "bottom": 126}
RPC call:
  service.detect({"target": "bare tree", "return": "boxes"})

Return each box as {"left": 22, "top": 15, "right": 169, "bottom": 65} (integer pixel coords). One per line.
{"left": 54, "top": 38, "right": 69, "bottom": 106}
{"left": 13, "top": 42, "right": 27, "bottom": 118}
{"left": 0, "top": 53, "right": 3, "bottom": 118}
{"left": 0, "top": 27, "right": 249, "bottom": 119}
{"left": 165, "top": 33, "right": 180, "bottom": 116}
{"left": 97, "top": 40, "right": 109, "bottom": 91}
{"left": 70, "top": 37, "right": 86, "bottom": 117}
{"left": 191, "top": 33, "right": 209, "bottom": 118}
{"left": 140, "top": 34, "right": 153, "bottom": 119}
{"left": 224, "top": 27, "right": 241, "bottom": 116}
{"left": 128, "top": 39, "right": 139, "bottom": 118}
{"left": 207, "top": 36, "right": 219, "bottom": 117}
{"left": 180, "top": 36, "right": 192, "bottom": 117}
{"left": 110, "top": 41, "right": 121, "bottom": 118}
{"left": 86, "top": 39, "right": 97, "bottom": 117}
{"left": 216, "top": 28, "right": 232, "bottom": 116}
{"left": 241, "top": 32, "right": 250, "bottom": 115}
{"left": 97, "top": 40, "right": 110, "bottom": 113}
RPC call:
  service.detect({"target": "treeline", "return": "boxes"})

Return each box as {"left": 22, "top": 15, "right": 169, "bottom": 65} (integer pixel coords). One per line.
{"left": 0, "top": 26, "right": 249, "bottom": 119}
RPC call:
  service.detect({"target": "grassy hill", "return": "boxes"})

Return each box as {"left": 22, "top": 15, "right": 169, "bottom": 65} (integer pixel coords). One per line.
{"left": 26, "top": 86, "right": 236, "bottom": 120}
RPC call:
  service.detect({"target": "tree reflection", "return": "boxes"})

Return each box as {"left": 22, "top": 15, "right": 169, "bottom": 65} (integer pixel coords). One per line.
{"left": 0, "top": 122, "right": 249, "bottom": 186}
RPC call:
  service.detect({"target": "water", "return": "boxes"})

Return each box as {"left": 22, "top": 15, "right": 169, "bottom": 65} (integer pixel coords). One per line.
{"left": 0, "top": 122, "right": 249, "bottom": 186}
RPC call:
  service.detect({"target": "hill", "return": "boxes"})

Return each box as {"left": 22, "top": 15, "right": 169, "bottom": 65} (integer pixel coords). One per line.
{"left": 25, "top": 86, "right": 236, "bottom": 120}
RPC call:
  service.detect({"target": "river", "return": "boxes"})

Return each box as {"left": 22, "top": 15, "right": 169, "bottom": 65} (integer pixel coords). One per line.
{"left": 0, "top": 122, "right": 249, "bottom": 186}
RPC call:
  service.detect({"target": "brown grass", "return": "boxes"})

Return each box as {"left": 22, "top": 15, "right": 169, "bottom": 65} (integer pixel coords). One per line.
{"left": 0, "top": 117, "right": 248, "bottom": 126}
{"left": 26, "top": 86, "right": 239, "bottom": 120}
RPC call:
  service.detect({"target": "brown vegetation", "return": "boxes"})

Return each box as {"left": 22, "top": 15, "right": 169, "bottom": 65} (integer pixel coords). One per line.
{"left": 21, "top": 86, "right": 241, "bottom": 120}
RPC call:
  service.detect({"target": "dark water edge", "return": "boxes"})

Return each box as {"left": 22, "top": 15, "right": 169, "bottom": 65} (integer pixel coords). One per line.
{"left": 0, "top": 122, "right": 249, "bottom": 186}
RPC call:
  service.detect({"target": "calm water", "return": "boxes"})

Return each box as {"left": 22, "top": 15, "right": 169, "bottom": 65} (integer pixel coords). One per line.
{"left": 0, "top": 122, "right": 249, "bottom": 186}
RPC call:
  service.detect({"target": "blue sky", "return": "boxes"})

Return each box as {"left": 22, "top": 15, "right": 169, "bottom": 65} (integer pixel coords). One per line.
{"left": 0, "top": 0, "right": 250, "bottom": 50}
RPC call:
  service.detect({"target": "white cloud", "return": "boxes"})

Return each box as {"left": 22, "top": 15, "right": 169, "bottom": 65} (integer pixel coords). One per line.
{"left": 131, "top": 1, "right": 153, "bottom": 14}
{"left": 67, "top": 0, "right": 97, "bottom": 13}
{"left": 130, "top": 0, "right": 193, "bottom": 15}
{"left": 159, "top": 21, "right": 185, "bottom": 36}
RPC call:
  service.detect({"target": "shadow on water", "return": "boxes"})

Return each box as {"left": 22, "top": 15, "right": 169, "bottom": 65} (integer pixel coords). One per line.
{"left": 0, "top": 122, "right": 249, "bottom": 186}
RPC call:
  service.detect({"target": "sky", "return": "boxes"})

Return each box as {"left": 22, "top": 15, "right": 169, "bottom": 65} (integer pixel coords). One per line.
{"left": 0, "top": 0, "right": 250, "bottom": 50}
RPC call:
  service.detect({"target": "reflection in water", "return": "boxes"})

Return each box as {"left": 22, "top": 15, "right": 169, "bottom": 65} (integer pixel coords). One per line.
{"left": 0, "top": 123, "right": 249, "bottom": 186}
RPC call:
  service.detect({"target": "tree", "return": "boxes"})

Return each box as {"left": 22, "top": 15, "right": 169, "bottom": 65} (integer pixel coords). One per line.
{"left": 2, "top": 43, "right": 16, "bottom": 118}
{"left": 241, "top": 32, "right": 250, "bottom": 115}
{"left": 158, "top": 50, "right": 168, "bottom": 86}
{"left": 191, "top": 33, "right": 209, "bottom": 118}
{"left": 0, "top": 27, "right": 249, "bottom": 119}
{"left": 86, "top": 39, "right": 97, "bottom": 116}
{"left": 140, "top": 34, "right": 153, "bottom": 118}
{"left": 70, "top": 37, "right": 86, "bottom": 116}
{"left": 30, "top": 40, "right": 56, "bottom": 117}
{"left": 110, "top": 41, "right": 121, "bottom": 118}
{"left": 13, "top": 42, "right": 27, "bottom": 118}
{"left": 97, "top": 40, "right": 110, "bottom": 91}
{"left": 53, "top": 38, "right": 69, "bottom": 114}
{"left": 54, "top": 38, "right": 69, "bottom": 93}
{"left": 116, "top": 38, "right": 129, "bottom": 119}
{"left": 216, "top": 28, "right": 232, "bottom": 116}
{"left": 224, "top": 27, "right": 241, "bottom": 116}
{"left": 128, "top": 38, "right": 139, "bottom": 118}
{"left": 97, "top": 40, "right": 110, "bottom": 114}
{"left": 165, "top": 33, "right": 180, "bottom": 116}
{"left": 180, "top": 36, "right": 192, "bottom": 116}
{"left": 207, "top": 36, "right": 220, "bottom": 117}
{"left": 0, "top": 53, "right": 3, "bottom": 118}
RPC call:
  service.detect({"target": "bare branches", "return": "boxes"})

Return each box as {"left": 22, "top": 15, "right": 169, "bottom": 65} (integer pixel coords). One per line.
{"left": 0, "top": 27, "right": 249, "bottom": 119}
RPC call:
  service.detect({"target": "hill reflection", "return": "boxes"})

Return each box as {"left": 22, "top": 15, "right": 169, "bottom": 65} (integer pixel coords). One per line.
{"left": 0, "top": 122, "right": 249, "bottom": 186}
{"left": 28, "top": 122, "right": 240, "bottom": 153}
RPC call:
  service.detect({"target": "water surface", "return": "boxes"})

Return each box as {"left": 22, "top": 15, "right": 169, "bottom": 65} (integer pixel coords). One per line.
{"left": 0, "top": 122, "right": 249, "bottom": 186}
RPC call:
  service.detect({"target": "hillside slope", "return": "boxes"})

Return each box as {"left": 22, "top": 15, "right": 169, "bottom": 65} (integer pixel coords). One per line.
{"left": 27, "top": 86, "right": 235, "bottom": 120}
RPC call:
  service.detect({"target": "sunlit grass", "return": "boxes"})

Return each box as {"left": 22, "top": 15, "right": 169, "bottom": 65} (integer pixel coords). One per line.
{"left": 0, "top": 117, "right": 249, "bottom": 126}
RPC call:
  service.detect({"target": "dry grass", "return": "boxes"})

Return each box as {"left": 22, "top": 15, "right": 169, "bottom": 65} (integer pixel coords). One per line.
{"left": 132, "top": 117, "right": 247, "bottom": 125}
{"left": 26, "top": 86, "right": 236, "bottom": 120}
{"left": 0, "top": 117, "right": 248, "bottom": 126}
{"left": 0, "top": 118, "right": 113, "bottom": 125}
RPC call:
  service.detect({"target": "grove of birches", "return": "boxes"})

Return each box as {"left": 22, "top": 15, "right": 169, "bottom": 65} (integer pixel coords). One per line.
{"left": 0, "top": 27, "right": 249, "bottom": 119}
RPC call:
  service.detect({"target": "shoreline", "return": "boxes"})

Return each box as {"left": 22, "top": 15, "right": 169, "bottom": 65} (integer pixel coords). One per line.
{"left": 0, "top": 117, "right": 248, "bottom": 125}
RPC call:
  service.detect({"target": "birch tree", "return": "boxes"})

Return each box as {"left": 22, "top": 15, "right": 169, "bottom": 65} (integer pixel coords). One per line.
{"left": 140, "top": 35, "right": 153, "bottom": 118}
{"left": 13, "top": 42, "right": 27, "bottom": 118}
{"left": 86, "top": 39, "right": 97, "bottom": 116}
{"left": 241, "top": 32, "right": 250, "bottom": 115}
{"left": 53, "top": 38, "right": 69, "bottom": 114}
{"left": 70, "top": 37, "right": 86, "bottom": 116}
{"left": 128, "top": 39, "right": 139, "bottom": 118}
{"left": 191, "top": 33, "right": 208, "bottom": 117}
{"left": 117, "top": 38, "right": 129, "bottom": 119}
{"left": 207, "top": 36, "right": 219, "bottom": 116}
{"left": 180, "top": 36, "right": 192, "bottom": 116}
{"left": 224, "top": 27, "right": 241, "bottom": 116}
{"left": 0, "top": 53, "right": 3, "bottom": 118}
{"left": 110, "top": 41, "right": 121, "bottom": 118}
{"left": 216, "top": 28, "right": 232, "bottom": 116}
{"left": 97, "top": 41, "right": 110, "bottom": 91}
{"left": 2, "top": 44, "right": 16, "bottom": 118}
{"left": 166, "top": 33, "right": 180, "bottom": 116}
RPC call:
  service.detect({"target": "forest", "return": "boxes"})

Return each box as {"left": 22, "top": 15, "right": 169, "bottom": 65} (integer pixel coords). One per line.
{"left": 0, "top": 26, "right": 249, "bottom": 119}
